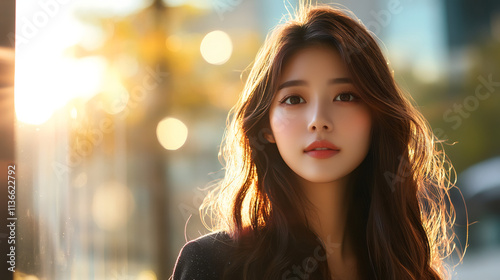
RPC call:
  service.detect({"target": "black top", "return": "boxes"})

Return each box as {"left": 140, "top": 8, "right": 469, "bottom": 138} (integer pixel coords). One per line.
{"left": 170, "top": 231, "right": 234, "bottom": 280}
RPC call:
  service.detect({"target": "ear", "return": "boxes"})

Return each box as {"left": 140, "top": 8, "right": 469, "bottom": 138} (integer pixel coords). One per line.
{"left": 264, "top": 132, "right": 275, "bottom": 143}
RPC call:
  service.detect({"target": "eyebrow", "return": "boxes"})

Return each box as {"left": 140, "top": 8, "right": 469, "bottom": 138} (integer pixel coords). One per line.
{"left": 277, "top": 78, "right": 353, "bottom": 91}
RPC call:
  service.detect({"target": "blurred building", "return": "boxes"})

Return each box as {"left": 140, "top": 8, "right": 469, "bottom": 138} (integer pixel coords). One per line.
{"left": 444, "top": 0, "right": 500, "bottom": 48}
{"left": 444, "top": 0, "right": 500, "bottom": 86}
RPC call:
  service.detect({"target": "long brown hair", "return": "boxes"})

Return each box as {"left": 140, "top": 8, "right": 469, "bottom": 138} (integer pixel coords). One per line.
{"left": 201, "top": 2, "right": 465, "bottom": 279}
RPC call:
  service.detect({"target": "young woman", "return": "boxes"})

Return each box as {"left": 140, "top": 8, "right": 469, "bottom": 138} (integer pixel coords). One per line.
{"left": 171, "top": 3, "right": 463, "bottom": 280}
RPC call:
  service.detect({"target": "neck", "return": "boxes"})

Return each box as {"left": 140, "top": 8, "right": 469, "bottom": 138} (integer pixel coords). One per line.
{"left": 296, "top": 174, "right": 353, "bottom": 259}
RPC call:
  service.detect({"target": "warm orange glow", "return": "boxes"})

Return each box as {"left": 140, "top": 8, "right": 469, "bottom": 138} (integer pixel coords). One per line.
{"left": 138, "top": 270, "right": 157, "bottom": 280}
{"left": 166, "top": 35, "right": 182, "bottom": 52}
{"left": 14, "top": 273, "right": 39, "bottom": 280}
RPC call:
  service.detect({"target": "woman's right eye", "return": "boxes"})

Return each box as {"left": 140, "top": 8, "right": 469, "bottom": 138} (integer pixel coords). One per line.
{"left": 279, "top": 95, "right": 305, "bottom": 105}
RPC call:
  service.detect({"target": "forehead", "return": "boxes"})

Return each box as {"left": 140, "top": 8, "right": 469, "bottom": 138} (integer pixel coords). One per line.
{"left": 278, "top": 44, "right": 349, "bottom": 82}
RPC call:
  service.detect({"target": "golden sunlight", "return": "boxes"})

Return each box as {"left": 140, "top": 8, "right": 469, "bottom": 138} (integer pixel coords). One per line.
{"left": 15, "top": 56, "right": 106, "bottom": 125}
{"left": 70, "top": 107, "right": 78, "bottom": 119}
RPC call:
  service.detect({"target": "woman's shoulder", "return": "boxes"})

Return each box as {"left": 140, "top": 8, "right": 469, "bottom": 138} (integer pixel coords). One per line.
{"left": 188, "top": 230, "right": 233, "bottom": 248}
{"left": 180, "top": 231, "right": 234, "bottom": 258}
{"left": 171, "top": 231, "right": 234, "bottom": 280}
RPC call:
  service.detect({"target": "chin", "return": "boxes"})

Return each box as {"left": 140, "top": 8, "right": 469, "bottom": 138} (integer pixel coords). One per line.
{"left": 300, "top": 174, "right": 347, "bottom": 184}
{"left": 314, "top": 178, "right": 344, "bottom": 184}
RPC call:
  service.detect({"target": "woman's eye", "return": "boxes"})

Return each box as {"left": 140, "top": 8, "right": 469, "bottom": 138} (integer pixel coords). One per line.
{"left": 334, "top": 92, "right": 357, "bottom": 102}
{"left": 280, "top": 95, "right": 305, "bottom": 105}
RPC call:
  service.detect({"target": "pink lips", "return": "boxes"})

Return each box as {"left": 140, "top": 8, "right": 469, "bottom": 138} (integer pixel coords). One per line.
{"left": 304, "top": 140, "right": 340, "bottom": 159}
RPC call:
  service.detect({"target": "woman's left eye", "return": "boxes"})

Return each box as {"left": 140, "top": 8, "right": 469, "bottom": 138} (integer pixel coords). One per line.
{"left": 334, "top": 92, "right": 357, "bottom": 102}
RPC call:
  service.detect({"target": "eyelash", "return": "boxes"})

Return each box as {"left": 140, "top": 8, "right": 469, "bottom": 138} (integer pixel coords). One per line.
{"left": 278, "top": 91, "right": 359, "bottom": 105}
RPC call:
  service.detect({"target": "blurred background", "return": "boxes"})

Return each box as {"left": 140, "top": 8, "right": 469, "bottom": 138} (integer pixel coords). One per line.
{"left": 0, "top": 0, "right": 498, "bottom": 279}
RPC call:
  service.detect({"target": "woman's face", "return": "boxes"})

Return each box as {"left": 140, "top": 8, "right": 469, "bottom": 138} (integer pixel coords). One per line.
{"left": 265, "top": 44, "right": 372, "bottom": 184}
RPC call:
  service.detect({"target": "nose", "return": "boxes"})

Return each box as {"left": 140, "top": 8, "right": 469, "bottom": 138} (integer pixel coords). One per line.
{"left": 308, "top": 101, "right": 333, "bottom": 132}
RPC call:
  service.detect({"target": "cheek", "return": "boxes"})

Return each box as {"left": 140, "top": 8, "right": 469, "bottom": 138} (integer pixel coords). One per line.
{"left": 339, "top": 108, "right": 372, "bottom": 140}
{"left": 269, "top": 108, "right": 302, "bottom": 136}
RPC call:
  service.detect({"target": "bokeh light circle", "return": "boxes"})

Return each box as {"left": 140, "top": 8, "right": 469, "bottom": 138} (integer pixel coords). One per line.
{"left": 92, "top": 181, "right": 135, "bottom": 231}
{"left": 200, "top": 30, "right": 233, "bottom": 65}
{"left": 156, "top": 117, "right": 188, "bottom": 150}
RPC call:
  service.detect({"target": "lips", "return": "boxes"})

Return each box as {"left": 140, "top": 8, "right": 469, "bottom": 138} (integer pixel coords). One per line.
{"left": 304, "top": 140, "right": 340, "bottom": 152}
{"left": 304, "top": 140, "right": 340, "bottom": 159}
